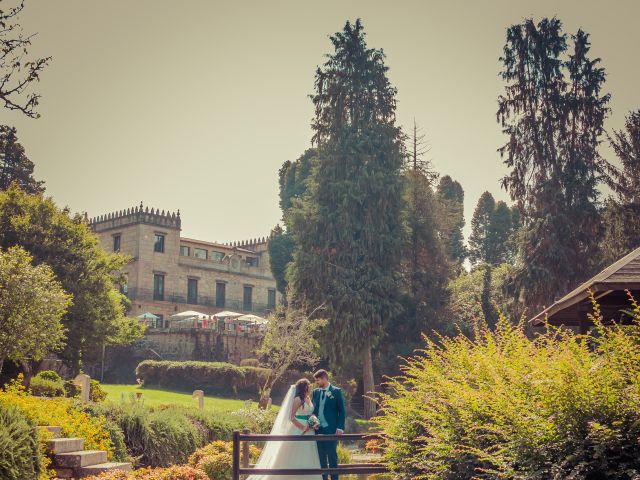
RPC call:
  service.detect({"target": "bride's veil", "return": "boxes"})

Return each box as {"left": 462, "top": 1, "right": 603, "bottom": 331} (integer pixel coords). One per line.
{"left": 247, "top": 385, "right": 296, "bottom": 479}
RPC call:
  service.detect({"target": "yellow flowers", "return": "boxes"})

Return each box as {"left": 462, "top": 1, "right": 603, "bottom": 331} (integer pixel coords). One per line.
{"left": 1, "top": 375, "right": 114, "bottom": 479}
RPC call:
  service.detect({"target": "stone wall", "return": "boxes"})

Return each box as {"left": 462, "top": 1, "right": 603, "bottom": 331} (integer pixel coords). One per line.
{"left": 141, "top": 330, "right": 261, "bottom": 364}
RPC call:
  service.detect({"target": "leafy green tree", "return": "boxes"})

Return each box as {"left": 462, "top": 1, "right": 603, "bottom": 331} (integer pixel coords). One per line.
{"left": 602, "top": 110, "right": 640, "bottom": 264}
{"left": 498, "top": 19, "right": 610, "bottom": 312}
{"left": 0, "top": 126, "right": 44, "bottom": 193}
{"left": 0, "top": 1, "right": 50, "bottom": 117}
{"left": 267, "top": 225, "right": 295, "bottom": 295}
{"left": 289, "top": 19, "right": 404, "bottom": 418}
{"left": 0, "top": 246, "right": 71, "bottom": 374}
{"left": 0, "top": 186, "right": 130, "bottom": 372}
{"left": 436, "top": 175, "right": 466, "bottom": 265}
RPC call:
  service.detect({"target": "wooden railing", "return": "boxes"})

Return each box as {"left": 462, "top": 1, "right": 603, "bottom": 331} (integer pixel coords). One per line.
{"left": 232, "top": 430, "right": 388, "bottom": 479}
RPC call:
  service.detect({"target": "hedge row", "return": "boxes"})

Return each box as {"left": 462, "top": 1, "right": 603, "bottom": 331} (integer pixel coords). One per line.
{"left": 135, "top": 361, "right": 298, "bottom": 398}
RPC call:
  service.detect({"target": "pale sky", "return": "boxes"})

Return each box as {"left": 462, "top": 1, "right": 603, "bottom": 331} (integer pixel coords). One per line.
{"left": 3, "top": 0, "right": 639, "bottom": 243}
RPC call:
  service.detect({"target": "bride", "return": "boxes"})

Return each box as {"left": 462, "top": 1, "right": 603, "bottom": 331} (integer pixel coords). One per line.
{"left": 247, "top": 378, "right": 322, "bottom": 480}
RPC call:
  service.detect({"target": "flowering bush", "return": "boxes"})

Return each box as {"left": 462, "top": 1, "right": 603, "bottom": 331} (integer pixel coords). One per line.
{"left": 376, "top": 297, "right": 640, "bottom": 480}
{"left": 0, "top": 377, "right": 114, "bottom": 458}
{"left": 85, "top": 465, "right": 208, "bottom": 480}
{"left": 189, "top": 441, "right": 260, "bottom": 480}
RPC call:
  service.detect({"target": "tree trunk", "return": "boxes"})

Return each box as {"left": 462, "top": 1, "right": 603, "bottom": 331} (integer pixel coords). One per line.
{"left": 0, "top": 357, "right": 4, "bottom": 376}
{"left": 362, "top": 341, "right": 376, "bottom": 419}
{"left": 21, "top": 361, "right": 33, "bottom": 387}
{"left": 258, "top": 387, "right": 272, "bottom": 409}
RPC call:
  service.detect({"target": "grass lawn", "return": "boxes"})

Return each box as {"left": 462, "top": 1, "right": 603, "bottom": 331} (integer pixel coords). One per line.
{"left": 102, "top": 384, "right": 250, "bottom": 411}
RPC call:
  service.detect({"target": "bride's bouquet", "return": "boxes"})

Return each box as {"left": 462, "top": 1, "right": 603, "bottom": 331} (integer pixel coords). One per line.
{"left": 307, "top": 414, "right": 320, "bottom": 430}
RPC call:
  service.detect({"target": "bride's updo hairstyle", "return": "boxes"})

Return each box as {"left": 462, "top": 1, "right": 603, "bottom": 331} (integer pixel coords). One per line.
{"left": 295, "top": 378, "right": 310, "bottom": 401}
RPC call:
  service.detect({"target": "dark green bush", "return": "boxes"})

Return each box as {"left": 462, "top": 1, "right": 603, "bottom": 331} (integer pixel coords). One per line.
{"left": 36, "top": 370, "right": 62, "bottom": 382}
{"left": 135, "top": 360, "right": 295, "bottom": 398}
{"left": 29, "top": 376, "right": 65, "bottom": 397}
{"left": 63, "top": 379, "right": 80, "bottom": 398}
{"left": 0, "top": 403, "right": 41, "bottom": 480}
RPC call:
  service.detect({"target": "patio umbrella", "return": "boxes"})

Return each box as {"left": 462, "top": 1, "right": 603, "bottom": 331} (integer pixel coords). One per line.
{"left": 171, "top": 310, "right": 210, "bottom": 319}
{"left": 137, "top": 312, "right": 159, "bottom": 320}
{"left": 212, "top": 310, "right": 243, "bottom": 318}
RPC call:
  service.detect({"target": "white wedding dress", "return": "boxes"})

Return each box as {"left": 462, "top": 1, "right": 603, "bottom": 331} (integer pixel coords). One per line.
{"left": 247, "top": 386, "right": 322, "bottom": 480}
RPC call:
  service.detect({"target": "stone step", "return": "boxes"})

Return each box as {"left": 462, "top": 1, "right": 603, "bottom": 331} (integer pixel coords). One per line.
{"left": 53, "top": 467, "right": 75, "bottom": 479}
{"left": 39, "top": 425, "right": 62, "bottom": 438}
{"left": 78, "top": 462, "right": 133, "bottom": 477}
{"left": 54, "top": 450, "right": 108, "bottom": 468}
{"left": 48, "top": 437, "right": 84, "bottom": 454}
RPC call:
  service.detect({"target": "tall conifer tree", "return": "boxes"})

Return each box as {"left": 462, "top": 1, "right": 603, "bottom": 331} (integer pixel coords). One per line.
{"left": 602, "top": 110, "right": 640, "bottom": 263}
{"left": 468, "top": 192, "right": 496, "bottom": 266}
{"left": 436, "top": 175, "right": 466, "bottom": 266}
{"left": 0, "top": 126, "right": 44, "bottom": 194}
{"left": 289, "top": 19, "right": 404, "bottom": 418}
{"left": 498, "top": 19, "right": 609, "bottom": 311}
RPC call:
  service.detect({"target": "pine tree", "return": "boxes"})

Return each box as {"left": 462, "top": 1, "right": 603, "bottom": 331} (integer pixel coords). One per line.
{"left": 602, "top": 110, "right": 640, "bottom": 263}
{"left": 399, "top": 122, "right": 451, "bottom": 337}
{"left": 498, "top": 19, "right": 610, "bottom": 311}
{"left": 468, "top": 192, "right": 496, "bottom": 266}
{"left": 0, "top": 126, "right": 44, "bottom": 194}
{"left": 436, "top": 175, "right": 466, "bottom": 265}
{"left": 289, "top": 19, "right": 404, "bottom": 418}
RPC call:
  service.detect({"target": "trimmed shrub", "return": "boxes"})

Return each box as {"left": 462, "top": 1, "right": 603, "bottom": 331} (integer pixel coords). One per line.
{"left": 30, "top": 376, "right": 65, "bottom": 397}
{"left": 36, "top": 370, "right": 61, "bottom": 382}
{"left": 85, "top": 465, "right": 209, "bottom": 480}
{"left": 63, "top": 379, "right": 80, "bottom": 398}
{"left": 0, "top": 402, "right": 41, "bottom": 480}
{"left": 135, "top": 360, "right": 296, "bottom": 398}
{"left": 376, "top": 310, "right": 640, "bottom": 480}
{"left": 189, "top": 440, "right": 260, "bottom": 480}
{"left": 239, "top": 358, "right": 260, "bottom": 367}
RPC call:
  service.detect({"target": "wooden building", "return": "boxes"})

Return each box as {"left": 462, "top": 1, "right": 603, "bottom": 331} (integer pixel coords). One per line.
{"left": 530, "top": 246, "right": 640, "bottom": 333}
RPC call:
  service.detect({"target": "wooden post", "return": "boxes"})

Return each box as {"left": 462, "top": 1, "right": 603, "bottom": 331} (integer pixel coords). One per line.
{"left": 232, "top": 430, "right": 240, "bottom": 480}
{"left": 242, "top": 429, "right": 250, "bottom": 469}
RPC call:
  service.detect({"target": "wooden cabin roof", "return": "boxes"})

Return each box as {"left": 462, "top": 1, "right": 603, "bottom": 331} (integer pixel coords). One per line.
{"left": 530, "top": 245, "right": 640, "bottom": 325}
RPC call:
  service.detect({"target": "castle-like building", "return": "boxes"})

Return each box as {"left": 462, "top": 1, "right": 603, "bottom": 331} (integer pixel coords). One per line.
{"left": 90, "top": 204, "right": 280, "bottom": 326}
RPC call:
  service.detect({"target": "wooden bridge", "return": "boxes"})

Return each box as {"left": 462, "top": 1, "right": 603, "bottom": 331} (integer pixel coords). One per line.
{"left": 232, "top": 430, "right": 388, "bottom": 479}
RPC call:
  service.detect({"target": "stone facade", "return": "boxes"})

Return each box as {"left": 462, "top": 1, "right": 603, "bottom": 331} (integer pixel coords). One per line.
{"left": 90, "top": 204, "right": 280, "bottom": 327}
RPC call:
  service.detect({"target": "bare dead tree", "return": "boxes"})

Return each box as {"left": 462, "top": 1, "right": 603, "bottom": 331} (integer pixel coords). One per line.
{"left": 0, "top": 0, "right": 50, "bottom": 118}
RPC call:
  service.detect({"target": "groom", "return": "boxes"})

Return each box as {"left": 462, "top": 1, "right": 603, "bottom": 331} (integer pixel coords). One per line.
{"left": 312, "top": 369, "right": 346, "bottom": 480}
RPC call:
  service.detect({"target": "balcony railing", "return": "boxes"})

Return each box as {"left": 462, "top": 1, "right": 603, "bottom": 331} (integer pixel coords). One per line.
{"left": 126, "top": 287, "right": 276, "bottom": 315}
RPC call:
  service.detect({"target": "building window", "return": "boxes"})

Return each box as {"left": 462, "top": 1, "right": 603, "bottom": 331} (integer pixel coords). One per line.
{"left": 153, "top": 274, "right": 165, "bottom": 300}
{"left": 113, "top": 234, "right": 121, "bottom": 252}
{"left": 267, "top": 289, "right": 276, "bottom": 309}
{"left": 212, "top": 251, "right": 225, "bottom": 261}
{"left": 154, "top": 314, "right": 164, "bottom": 329}
{"left": 154, "top": 234, "right": 165, "bottom": 253}
{"left": 216, "top": 282, "right": 226, "bottom": 308}
{"left": 187, "top": 278, "right": 198, "bottom": 304}
{"left": 246, "top": 257, "right": 259, "bottom": 267}
{"left": 194, "top": 248, "right": 207, "bottom": 260}
{"left": 180, "top": 245, "right": 190, "bottom": 256}
{"left": 243, "top": 286, "right": 253, "bottom": 311}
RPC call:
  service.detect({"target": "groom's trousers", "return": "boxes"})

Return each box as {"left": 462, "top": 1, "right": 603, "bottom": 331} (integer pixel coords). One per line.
{"left": 316, "top": 427, "right": 339, "bottom": 480}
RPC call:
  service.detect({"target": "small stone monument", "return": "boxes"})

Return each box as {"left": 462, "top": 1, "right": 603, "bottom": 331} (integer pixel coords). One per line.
{"left": 193, "top": 390, "right": 204, "bottom": 410}
{"left": 73, "top": 374, "right": 91, "bottom": 404}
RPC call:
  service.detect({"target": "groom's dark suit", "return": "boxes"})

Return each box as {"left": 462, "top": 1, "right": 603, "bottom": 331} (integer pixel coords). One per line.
{"left": 312, "top": 384, "right": 346, "bottom": 480}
